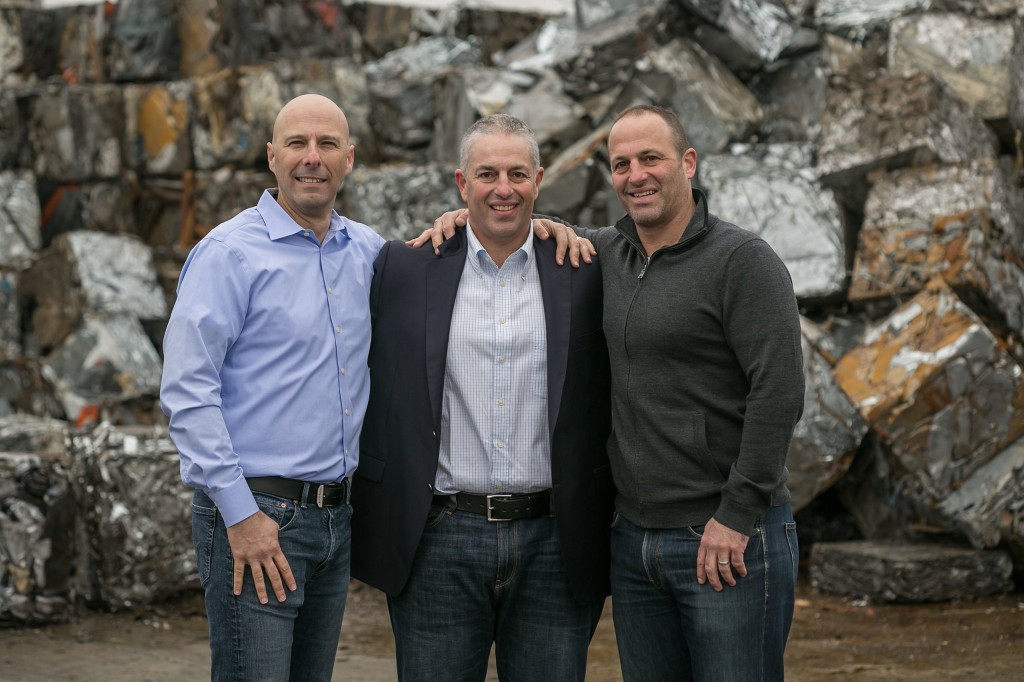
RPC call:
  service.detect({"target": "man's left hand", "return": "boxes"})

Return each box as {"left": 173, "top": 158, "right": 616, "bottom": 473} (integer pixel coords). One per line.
{"left": 696, "top": 517, "right": 749, "bottom": 592}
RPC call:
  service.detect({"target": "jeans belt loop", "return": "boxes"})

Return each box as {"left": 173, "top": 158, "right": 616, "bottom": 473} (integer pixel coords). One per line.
{"left": 486, "top": 494, "right": 512, "bottom": 522}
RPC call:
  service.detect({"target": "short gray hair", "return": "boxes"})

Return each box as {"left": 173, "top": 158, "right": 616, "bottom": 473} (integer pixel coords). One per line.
{"left": 458, "top": 114, "right": 540, "bottom": 171}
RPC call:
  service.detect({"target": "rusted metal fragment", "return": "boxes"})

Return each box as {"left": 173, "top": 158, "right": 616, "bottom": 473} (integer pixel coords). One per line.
{"left": 124, "top": 82, "right": 192, "bottom": 176}
{"left": 787, "top": 318, "right": 869, "bottom": 511}
{"left": 189, "top": 67, "right": 268, "bottom": 170}
{"left": 0, "top": 272, "right": 20, "bottom": 362}
{"left": 0, "top": 442, "right": 75, "bottom": 625}
{"left": 51, "top": 3, "right": 108, "bottom": 85}
{"left": 934, "top": 0, "right": 1023, "bottom": 17}
{"left": 810, "top": 541, "right": 1014, "bottom": 601}
{"left": 178, "top": 0, "right": 220, "bottom": 78}
{"left": 0, "top": 170, "right": 41, "bottom": 268}
{"left": 345, "top": 2, "right": 413, "bottom": 59}
{"left": 622, "top": 38, "right": 763, "bottom": 156}
{"left": 535, "top": 121, "right": 613, "bottom": 227}
{"left": 0, "top": 357, "right": 65, "bottom": 420}
{"left": 683, "top": 0, "right": 803, "bottom": 73}
{"left": 106, "top": 0, "right": 179, "bottom": 82}
{"left": 0, "top": 89, "right": 28, "bottom": 170}
{"left": 37, "top": 179, "right": 138, "bottom": 245}
{"left": 365, "top": 36, "right": 482, "bottom": 163}
{"left": 20, "top": 232, "right": 167, "bottom": 351}
{"left": 28, "top": 84, "right": 123, "bottom": 182}
{"left": 834, "top": 278, "right": 1024, "bottom": 500}
{"left": 215, "top": 0, "right": 361, "bottom": 68}
{"left": 69, "top": 423, "right": 195, "bottom": 609}
{"left": 889, "top": 13, "right": 1014, "bottom": 122}
{"left": 818, "top": 72, "right": 998, "bottom": 191}
{"left": 848, "top": 161, "right": 1024, "bottom": 334}
{"left": 700, "top": 144, "right": 846, "bottom": 300}
{"left": 552, "top": 2, "right": 668, "bottom": 99}
{"left": 42, "top": 313, "right": 162, "bottom": 428}
{"left": 814, "top": 0, "right": 930, "bottom": 40}
{"left": 927, "top": 436, "right": 1024, "bottom": 552}
{"left": 340, "top": 164, "right": 461, "bottom": 242}
{"left": 753, "top": 50, "right": 827, "bottom": 144}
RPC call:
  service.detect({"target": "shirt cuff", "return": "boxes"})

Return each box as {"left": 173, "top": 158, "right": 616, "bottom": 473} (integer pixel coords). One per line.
{"left": 210, "top": 476, "right": 259, "bottom": 527}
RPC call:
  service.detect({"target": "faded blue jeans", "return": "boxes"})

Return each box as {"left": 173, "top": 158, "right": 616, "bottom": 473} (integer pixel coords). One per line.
{"left": 191, "top": 488, "right": 352, "bottom": 681}
{"left": 387, "top": 502, "right": 604, "bottom": 682}
{"left": 610, "top": 504, "right": 798, "bottom": 682}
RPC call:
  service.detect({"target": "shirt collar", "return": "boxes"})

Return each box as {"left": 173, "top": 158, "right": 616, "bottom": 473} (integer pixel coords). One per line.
{"left": 465, "top": 220, "right": 534, "bottom": 274}
{"left": 257, "top": 189, "right": 349, "bottom": 243}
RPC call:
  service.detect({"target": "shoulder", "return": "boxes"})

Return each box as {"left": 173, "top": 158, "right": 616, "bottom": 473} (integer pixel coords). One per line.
{"left": 340, "top": 215, "right": 386, "bottom": 250}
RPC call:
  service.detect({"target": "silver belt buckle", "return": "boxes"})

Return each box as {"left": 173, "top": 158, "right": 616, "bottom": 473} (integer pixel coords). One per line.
{"left": 315, "top": 484, "right": 326, "bottom": 508}
{"left": 486, "top": 494, "right": 511, "bottom": 522}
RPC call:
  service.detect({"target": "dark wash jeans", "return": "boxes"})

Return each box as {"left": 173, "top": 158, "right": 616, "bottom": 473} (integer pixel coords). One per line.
{"left": 192, "top": 488, "right": 352, "bottom": 682}
{"left": 610, "top": 503, "right": 798, "bottom": 682}
{"left": 387, "top": 502, "right": 604, "bottom": 682}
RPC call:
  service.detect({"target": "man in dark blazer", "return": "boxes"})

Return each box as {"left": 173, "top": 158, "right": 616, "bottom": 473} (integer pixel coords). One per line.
{"left": 350, "top": 114, "right": 613, "bottom": 682}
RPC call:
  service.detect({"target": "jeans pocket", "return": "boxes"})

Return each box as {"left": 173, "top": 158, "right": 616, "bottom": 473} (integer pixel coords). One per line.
{"left": 425, "top": 503, "right": 451, "bottom": 529}
{"left": 784, "top": 521, "right": 799, "bottom": 585}
{"left": 254, "top": 493, "right": 298, "bottom": 532}
{"left": 191, "top": 501, "right": 217, "bottom": 586}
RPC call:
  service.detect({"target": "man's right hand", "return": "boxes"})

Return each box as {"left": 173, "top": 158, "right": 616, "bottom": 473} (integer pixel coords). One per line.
{"left": 225, "top": 511, "right": 297, "bottom": 604}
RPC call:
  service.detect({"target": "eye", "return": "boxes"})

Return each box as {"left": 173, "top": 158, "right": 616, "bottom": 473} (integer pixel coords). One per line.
{"left": 613, "top": 161, "right": 628, "bottom": 172}
{"left": 477, "top": 171, "right": 495, "bottom": 180}
{"left": 511, "top": 171, "right": 529, "bottom": 180}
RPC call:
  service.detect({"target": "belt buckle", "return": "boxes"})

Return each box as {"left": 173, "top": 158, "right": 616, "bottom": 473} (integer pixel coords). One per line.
{"left": 486, "top": 494, "right": 511, "bottom": 522}
{"left": 315, "top": 484, "right": 326, "bottom": 508}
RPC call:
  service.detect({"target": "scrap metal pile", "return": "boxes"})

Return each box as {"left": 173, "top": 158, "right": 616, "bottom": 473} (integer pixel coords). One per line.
{"left": 1, "top": 0, "right": 1023, "bottom": 622}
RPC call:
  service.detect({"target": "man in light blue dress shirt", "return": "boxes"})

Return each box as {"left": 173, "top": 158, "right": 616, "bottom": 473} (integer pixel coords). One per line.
{"left": 350, "top": 115, "right": 614, "bottom": 681}
{"left": 160, "top": 94, "right": 384, "bottom": 680}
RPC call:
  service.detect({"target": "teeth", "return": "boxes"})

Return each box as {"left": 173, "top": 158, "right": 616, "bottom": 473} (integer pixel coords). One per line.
{"left": 632, "top": 190, "right": 655, "bottom": 197}
{"left": 492, "top": 204, "right": 516, "bottom": 211}
{"left": 298, "top": 178, "right": 325, "bottom": 183}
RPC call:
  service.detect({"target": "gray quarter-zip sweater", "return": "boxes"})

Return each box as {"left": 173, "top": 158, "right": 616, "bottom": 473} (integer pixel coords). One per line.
{"left": 582, "top": 189, "right": 804, "bottom": 535}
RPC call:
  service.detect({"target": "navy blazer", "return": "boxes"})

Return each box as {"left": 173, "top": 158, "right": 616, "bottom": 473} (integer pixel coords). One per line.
{"left": 350, "top": 229, "right": 613, "bottom": 603}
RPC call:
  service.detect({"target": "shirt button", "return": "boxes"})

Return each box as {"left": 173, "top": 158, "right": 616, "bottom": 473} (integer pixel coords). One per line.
{"left": 496, "top": 441, "right": 505, "bottom": 449}
{"left": 344, "top": 408, "right": 350, "bottom": 416}
{"left": 335, "top": 325, "right": 341, "bottom": 333}
{"left": 499, "top": 280, "right": 506, "bottom": 287}
{"left": 340, "top": 368, "right": 345, "bottom": 375}
{"left": 497, "top": 399, "right": 505, "bottom": 406}
{"left": 499, "top": 318, "right": 506, "bottom": 325}
{"left": 303, "top": 231, "right": 310, "bottom": 238}
{"left": 495, "top": 482, "right": 504, "bottom": 490}
{"left": 328, "top": 287, "right": 333, "bottom": 294}
{"left": 497, "top": 356, "right": 505, "bottom": 364}
{"left": 345, "top": 449, "right": 350, "bottom": 456}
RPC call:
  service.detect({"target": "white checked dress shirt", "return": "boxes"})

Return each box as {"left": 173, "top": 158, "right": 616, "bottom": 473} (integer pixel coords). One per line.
{"left": 434, "top": 223, "right": 551, "bottom": 495}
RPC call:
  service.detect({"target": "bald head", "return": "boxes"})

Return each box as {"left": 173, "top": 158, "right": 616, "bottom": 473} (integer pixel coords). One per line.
{"left": 272, "top": 94, "right": 350, "bottom": 146}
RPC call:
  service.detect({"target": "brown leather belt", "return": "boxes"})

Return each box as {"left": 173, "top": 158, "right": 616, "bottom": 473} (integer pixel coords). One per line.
{"left": 432, "top": 490, "right": 551, "bottom": 521}
{"left": 246, "top": 476, "right": 350, "bottom": 507}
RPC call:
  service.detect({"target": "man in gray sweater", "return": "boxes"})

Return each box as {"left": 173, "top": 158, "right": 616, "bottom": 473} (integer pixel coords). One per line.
{"left": 581, "top": 104, "right": 804, "bottom": 682}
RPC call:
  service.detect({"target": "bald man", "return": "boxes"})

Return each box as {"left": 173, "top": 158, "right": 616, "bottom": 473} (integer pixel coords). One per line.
{"left": 161, "top": 94, "right": 384, "bottom": 680}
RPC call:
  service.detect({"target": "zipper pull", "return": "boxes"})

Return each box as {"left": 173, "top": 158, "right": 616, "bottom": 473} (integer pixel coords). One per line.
{"left": 638, "top": 257, "right": 649, "bottom": 279}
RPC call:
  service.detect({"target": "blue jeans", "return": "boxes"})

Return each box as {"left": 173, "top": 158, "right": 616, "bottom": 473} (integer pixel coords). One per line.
{"left": 388, "top": 503, "right": 604, "bottom": 682}
{"left": 191, "top": 488, "right": 352, "bottom": 682}
{"left": 610, "top": 504, "right": 798, "bottom": 682}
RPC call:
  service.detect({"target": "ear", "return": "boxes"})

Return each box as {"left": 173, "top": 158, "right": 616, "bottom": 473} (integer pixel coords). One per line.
{"left": 455, "top": 169, "right": 469, "bottom": 203}
{"left": 683, "top": 148, "right": 697, "bottom": 179}
{"left": 534, "top": 166, "right": 544, "bottom": 195}
{"left": 267, "top": 142, "right": 275, "bottom": 171}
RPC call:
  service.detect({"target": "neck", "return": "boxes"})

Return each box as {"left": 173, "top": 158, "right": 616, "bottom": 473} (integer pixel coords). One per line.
{"left": 636, "top": 208, "right": 694, "bottom": 257}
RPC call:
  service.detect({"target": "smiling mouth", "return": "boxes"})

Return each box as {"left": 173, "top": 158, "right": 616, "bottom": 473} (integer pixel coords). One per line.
{"left": 298, "top": 177, "right": 326, "bottom": 184}
{"left": 630, "top": 190, "right": 656, "bottom": 198}
{"left": 491, "top": 204, "right": 517, "bottom": 211}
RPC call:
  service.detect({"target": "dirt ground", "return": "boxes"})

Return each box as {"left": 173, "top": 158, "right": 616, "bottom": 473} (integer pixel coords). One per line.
{"left": 1, "top": 576, "right": 1022, "bottom": 682}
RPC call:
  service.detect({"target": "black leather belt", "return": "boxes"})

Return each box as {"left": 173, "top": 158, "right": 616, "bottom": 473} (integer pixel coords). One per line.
{"left": 246, "top": 476, "right": 350, "bottom": 508}
{"left": 433, "top": 490, "right": 551, "bottom": 521}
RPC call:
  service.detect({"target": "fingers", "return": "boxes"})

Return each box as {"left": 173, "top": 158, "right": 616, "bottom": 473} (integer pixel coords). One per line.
{"left": 579, "top": 237, "right": 595, "bottom": 264}
{"left": 233, "top": 557, "right": 246, "bottom": 596}
{"left": 406, "top": 228, "right": 433, "bottom": 249}
{"left": 552, "top": 223, "right": 569, "bottom": 265}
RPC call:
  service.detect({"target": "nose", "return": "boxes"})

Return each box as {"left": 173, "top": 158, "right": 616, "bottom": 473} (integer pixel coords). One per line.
{"left": 303, "top": 142, "right": 321, "bottom": 166}
{"left": 627, "top": 160, "right": 647, "bottom": 185}
{"left": 494, "top": 173, "right": 513, "bottom": 196}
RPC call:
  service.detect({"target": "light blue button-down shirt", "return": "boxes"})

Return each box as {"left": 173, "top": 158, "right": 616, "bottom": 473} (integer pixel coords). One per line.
{"left": 435, "top": 223, "right": 551, "bottom": 495}
{"left": 160, "top": 189, "right": 384, "bottom": 526}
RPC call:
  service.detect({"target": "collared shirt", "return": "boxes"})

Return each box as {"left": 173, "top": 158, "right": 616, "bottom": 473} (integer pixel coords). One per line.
{"left": 435, "top": 222, "right": 551, "bottom": 495}
{"left": 160, "top": 189, "right": 384, "bottom": 526}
